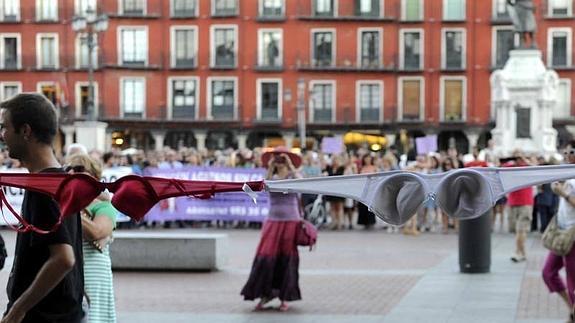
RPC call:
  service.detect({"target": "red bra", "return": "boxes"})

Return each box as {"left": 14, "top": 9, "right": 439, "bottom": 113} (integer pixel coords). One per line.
{"left": 0, "top": 173, "right": 264, "bottom": 234}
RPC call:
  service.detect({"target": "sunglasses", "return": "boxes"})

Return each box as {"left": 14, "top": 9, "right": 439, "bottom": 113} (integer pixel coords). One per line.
{"left": 64, "top": 165, "right": 86, "bottom": 173}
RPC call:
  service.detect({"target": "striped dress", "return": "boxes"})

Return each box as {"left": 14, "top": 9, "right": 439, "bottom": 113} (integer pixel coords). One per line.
{"left": 83, "top": 201, "right": 117, "bottom": 323}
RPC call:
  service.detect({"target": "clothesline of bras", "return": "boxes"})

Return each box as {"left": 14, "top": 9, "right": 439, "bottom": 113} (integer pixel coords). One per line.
{"left": 1, "top": 164, "right": 575, "bottom": 233}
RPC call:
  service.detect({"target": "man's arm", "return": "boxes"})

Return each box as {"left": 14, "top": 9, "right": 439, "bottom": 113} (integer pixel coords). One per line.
{"left": 2, "top": 244, "right": 75, "bottom": 323}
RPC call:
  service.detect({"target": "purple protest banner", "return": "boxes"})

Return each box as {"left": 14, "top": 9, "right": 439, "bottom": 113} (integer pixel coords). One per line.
{"left": 415, "top": 135, "right": 438, "bottom": 155}
{"left": 321, "top": 136, "right": 344, "bottom": 154}
{"left": 144, "top": 166, "right": 270, "bottom": 222}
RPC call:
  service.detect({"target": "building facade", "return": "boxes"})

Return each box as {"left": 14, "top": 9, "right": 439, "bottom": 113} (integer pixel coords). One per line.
{"left": 0, "top": 0, "right": 574, "bottom": 153}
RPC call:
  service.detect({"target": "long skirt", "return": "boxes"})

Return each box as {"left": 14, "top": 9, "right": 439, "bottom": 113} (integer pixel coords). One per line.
{"left": 357, "top": 203, "right": 376, "bottom": 226}
{"left": 241, "top": 220, "right": 301, "bottom": 301}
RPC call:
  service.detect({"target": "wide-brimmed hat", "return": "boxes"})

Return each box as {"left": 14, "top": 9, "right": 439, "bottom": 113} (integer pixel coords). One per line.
{"left": 261, "top": 147, "right": 302, "bottom": 168}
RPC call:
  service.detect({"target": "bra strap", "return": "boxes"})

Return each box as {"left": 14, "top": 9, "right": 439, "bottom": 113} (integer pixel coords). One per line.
{"left": 0, "top": 187, "right": 63, "bottom": 234}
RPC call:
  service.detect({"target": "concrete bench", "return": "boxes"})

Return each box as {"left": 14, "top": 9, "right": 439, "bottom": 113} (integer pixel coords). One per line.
{"left": 109, "top": 231, "right": 228, "bottom": 271}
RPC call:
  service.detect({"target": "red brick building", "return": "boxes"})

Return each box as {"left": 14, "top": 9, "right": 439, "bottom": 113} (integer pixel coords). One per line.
{"left": 0, "top": 0, "right": 574, "bottom": 153}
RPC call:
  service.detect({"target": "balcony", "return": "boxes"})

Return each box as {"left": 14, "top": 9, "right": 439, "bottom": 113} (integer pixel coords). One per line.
{"left": 211, "top": 4, "right": 239, "bottom": 18}
{"left": 313, "top": 109, "right": 333, "bottom": 123}
{"left": 171, "top": 8, "right": 198, "bottom": 19}
{"left": 256, "top": 6, "right": 286, "bottom": 22}
{"left": 0, "top": 14, "right": 19, "bottom": 23}
{"left": 360, "top": 108, "right": 380, "bottom": 122}
{"left": 109, "top": 1, "right": 162, "bottom": 19}
{"left": 171, "top": 57, "right": 197, "bottom": 70}
{"left": 296, "top": 57, "right": 396, "bottom": 72}
{"left": 211, "top": 105, "right": 235, "bottom": 120}
{"left": 172, "top": 106, "right": 196, "bottom": 119}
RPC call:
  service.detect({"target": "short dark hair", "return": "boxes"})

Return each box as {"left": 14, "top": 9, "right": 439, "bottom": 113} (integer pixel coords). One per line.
{"left": 102, "top": 152, "right": 114, "bottom": 164}
{"left": 0, "top": 93, "right": 57, "bottom": 145}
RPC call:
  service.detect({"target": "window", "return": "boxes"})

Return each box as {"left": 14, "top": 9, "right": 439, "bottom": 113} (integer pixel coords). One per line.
{"left": 548, "top": 28, "right": 572, "bottom": 67}
{"left": 75, "top": 0, "right": 96, "bottom": 16}
{"left": 119, "top": 27, "right": 148, "bottom": 66}
{"left": 493, "top": 0, "right": 509, "bottom": 18}
{"left": 121, "top": 78, "right": 145, "bottom": 118}
{"left": 0, "top": 34, "right": 20, "bottom": 69}
{"left": 258, "top": 29, "right": 282, "bottom": 68}
{"left": 212, "top": 0, "right": 238, "bottom": 16}
{"left": 0, "top": 82, "right": 21, "bottom": 101}
{"left": 169, "top": 77, "right": 198, "bottom": 119}
{"left": 120, "top": 0, "right": 145, "bottom": 15}
{"left": 314, "top": 0, "right": 335, "bottom": 17}
{"left": 0, "top": 0, "right": 19, "bottom": 21}
{"left": 402, "top": 0, "right": 422, "bottom": 21}
{"left": 493, "top": 27, "right": 514, "bottom": 67}
{"left": 260, "top": 0, "right": 284, "bottom": 17}
{"left": 555, "top": 79, "right": 572, "bottom": 119}
{"left": 38, "top": 82, "right": 57, "bottom": 106}
{"left": 211, "top": 26, "right": 237, "bottom": 68}
{"left": 399, "top": 77, "right": 423, "bottom": 121}
{"left": 441, "top": 77, "right": 466, "bottom": 121}
{"left": 310, "top": 81, "right": 335, "bottom": 123}
{"left": 356, "top": 81, "right": 382, "bottom": 122}
{"left": 37, "top": 33, "right": 58, "bottom": 69}
{"left": 359, "top": 29, "right": 381, "bottom": 68}
{"left": 76, "top": 33, "right": 98, "bottom": 69}
{"left": 36, "top": 0, "right": 57, "bottom": 21}
{"left": 442, "top": 29, "right": 465, "bottom": 69}
{"left": 400, "top": 29, "right": 423, "bottom": 70}
{"left": 171, "top": 26, "right": 197, "bottom": 68}
{"left": 171, "top": 0, "right": 197, "bottom": 17}
{"left": 549, "top": 0, "right": 571, "bottom": 16}
{"left": 443, "top": 0, "right": 465, "bottom": 20}
{"left": 312, "top": 30, "right": 335, "bottom": 67}
{"left": 75, "top": 82, "right": 99, "bottom": 117}
{"left": 208, "top": 78, "right": 237, "bottom": 120}
{"left": 355, "top": 0, "right": 380, "bottom": 17}
{"left": 257, "top": 79, "right": 282, "bottom": 121}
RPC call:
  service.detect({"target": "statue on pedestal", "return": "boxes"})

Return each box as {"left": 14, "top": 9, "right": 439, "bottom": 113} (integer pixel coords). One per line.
{"left": 507, "top": 0, "right": 537, "bottom": 48}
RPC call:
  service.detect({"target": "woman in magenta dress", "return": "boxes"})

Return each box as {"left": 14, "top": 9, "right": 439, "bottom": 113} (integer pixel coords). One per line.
{"left": 241, "top": 148, "right": 302, "bottom": 312}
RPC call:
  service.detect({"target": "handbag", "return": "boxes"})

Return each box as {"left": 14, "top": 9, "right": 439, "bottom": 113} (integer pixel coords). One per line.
{"left": 542, "top": 215, "right": 575, "bottom": 256}
{"left": 296, "top": 219, "right": 318, "bottom": 250}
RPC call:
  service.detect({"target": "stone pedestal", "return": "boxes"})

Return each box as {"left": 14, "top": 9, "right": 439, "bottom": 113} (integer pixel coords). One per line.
{"left": 74, "top": 121, "right": 108, "bottom": 152}
{"left": 490, "top": 50, "right": 558, "bottom": 158}
{"left": 110, "top": 232, "right": 228, "bottom": 271}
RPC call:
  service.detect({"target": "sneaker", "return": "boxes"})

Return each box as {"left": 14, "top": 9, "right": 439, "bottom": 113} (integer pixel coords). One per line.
{"left": 510, "top": 254, "right": 526, "bottom": 262}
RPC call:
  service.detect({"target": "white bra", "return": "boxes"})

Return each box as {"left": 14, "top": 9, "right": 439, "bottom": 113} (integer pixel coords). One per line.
{"left": 262, "top": 165, "right": 575, "bottom": 225}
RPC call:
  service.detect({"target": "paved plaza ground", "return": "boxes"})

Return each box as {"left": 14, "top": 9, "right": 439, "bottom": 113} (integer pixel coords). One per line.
{"left": 0, "top": 228, "right": 569, "bottom": 322}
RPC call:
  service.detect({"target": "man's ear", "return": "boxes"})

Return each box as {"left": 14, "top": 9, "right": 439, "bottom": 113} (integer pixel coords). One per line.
{"left": 20, "top": 124, "right": 32, "bottom": 140}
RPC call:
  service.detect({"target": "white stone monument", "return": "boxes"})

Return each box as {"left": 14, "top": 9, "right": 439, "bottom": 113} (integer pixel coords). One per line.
{"left": 74, "top": 121, "right": 108, "bottom": 152}
{"left": 490, "top": 49, "right": 558, "bottom": 158}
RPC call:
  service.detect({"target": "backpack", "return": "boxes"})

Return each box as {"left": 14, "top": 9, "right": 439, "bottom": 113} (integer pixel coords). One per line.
{"left": 296, "top": 219, "right": 318, "bottom": 250}
{"left": 0, "top": 234, "right": 7, "bottom": 270}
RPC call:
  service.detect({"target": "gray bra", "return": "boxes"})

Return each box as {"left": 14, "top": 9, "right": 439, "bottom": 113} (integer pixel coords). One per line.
{"left": 263, "top": 164, "right": 575, "bottom": 225}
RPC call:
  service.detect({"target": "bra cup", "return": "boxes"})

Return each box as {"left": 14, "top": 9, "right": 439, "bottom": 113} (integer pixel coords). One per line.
{"left": 371, "top": 174, "right": 426, "bottom": 225}
{"left": 436, "top": 170, "right": 492, "bottom": 219}
{"left": 57, "top": 175, "right": 102, "bottom": 217}
{"left": 110, "top": 176, "right": 158, "bottom": 222}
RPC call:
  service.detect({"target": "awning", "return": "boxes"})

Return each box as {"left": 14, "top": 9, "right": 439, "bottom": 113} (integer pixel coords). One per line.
{"left": 344, "top": 132, "right": 387, "bottom": 146}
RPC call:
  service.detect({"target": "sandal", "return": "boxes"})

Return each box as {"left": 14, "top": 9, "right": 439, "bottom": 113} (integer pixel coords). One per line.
{"left": 279, "top": 302, "right": 289, "bottom": 312}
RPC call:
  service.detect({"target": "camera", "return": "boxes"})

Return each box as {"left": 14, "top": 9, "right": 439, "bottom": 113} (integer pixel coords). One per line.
{"left": 273, "top": 155, "right": 287, "bottom": 164}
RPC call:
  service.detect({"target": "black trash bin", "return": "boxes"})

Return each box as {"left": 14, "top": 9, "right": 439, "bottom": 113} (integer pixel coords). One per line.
{"left": 459, "top": 211, "right": 491, "bottom": 273}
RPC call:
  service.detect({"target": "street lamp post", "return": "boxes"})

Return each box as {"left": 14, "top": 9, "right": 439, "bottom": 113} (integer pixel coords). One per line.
{"left": 296, "top": 78, "right": 307, "bottom": 150}
{"left": 70, "top": 7, "right": 109, "bottom": 153}
{"left": 72, "top": 7, "right": 108, "bottom": 122}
